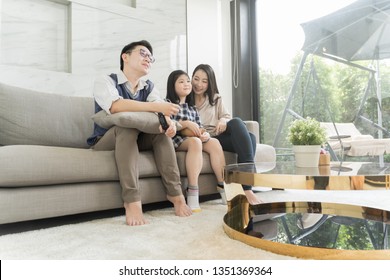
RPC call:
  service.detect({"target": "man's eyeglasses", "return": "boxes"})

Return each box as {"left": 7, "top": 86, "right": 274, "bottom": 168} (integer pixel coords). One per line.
{"left": 127, "top": 48, "right": 155, "bottom": 63}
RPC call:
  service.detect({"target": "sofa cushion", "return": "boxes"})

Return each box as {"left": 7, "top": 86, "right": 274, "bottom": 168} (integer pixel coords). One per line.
{"left": 0, "top": 145, "right": 164, "bottom": 187}
{"left": 0, "top": 145, "right": 116, "bottom": 187}
{"left": 0, "top": 83, "right": 94, "bottom": 148}
{"left": 92, "top": 110, "right": 161, "bottom": 133}
{"left": 0, "top": 145, "right": 225, "bottom": 187}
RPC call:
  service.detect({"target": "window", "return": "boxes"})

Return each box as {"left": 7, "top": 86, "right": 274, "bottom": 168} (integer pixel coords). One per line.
{"left": 256, "top": 0, "right": 390, "bottom": 154}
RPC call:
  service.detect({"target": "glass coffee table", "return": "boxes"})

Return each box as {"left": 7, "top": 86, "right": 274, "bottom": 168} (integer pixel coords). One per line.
{"left": 224, "top": 161, "right": 390, "bottom": 191}
{"left": 223, "top": 161, "right": 390, "bottom": 259}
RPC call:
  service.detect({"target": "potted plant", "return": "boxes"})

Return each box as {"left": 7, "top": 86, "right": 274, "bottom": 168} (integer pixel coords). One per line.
{"left": 287, "top": 117, "right": 327, "bottom": 167}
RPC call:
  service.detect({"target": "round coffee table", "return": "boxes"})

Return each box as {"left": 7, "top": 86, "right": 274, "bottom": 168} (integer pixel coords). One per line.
{"left": 223, "top": 162, "right": 390, "bottom": 259}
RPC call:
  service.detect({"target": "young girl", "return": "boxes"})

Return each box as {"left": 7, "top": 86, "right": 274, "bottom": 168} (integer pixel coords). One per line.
{"left": 166, "top": 70, "right": 226, "bottom": 211}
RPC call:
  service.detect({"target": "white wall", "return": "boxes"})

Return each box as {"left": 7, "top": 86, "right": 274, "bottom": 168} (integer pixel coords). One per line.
{"left": 187, "top": 0, "right": 233, "bottom": 114}
{"left": 0, "top": 0, "right": 233, "bottom": 112}
{"left": 0, "top": 0, "right": 187, "bottom": 97}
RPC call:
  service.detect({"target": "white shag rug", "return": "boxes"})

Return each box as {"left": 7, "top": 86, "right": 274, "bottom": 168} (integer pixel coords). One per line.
{"left": 0, "top": 199, "right": 294, "bottom": 260}
{"left": 1, "top": 188, "right": 389, "bottom": 260}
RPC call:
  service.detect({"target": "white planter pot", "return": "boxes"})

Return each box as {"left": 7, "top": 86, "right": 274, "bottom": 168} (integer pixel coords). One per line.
{"left": 293, "top": 145, "right": 321, "bottom": 168}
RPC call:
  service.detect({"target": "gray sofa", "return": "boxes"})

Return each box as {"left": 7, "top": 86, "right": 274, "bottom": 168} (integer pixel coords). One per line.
{"left": 0, "top": 83, "right": 276, "bottom": 225}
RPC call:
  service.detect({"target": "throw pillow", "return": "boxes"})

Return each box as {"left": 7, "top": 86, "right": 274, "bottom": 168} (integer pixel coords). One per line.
{"left": 0, "top": 83, "right": 93, "bottom": 148}
{"left": 92, "top": 110, "right": 161, "bottom": 134}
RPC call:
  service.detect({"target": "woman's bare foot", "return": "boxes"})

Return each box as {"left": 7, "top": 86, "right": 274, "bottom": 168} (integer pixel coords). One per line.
{"left": 167, "top": 194, "right": 192, "bottom": 217}
{"left": 124, "top": 201, "right": 148, "bottom": 226}
{"left": 244, "top": 190, "right": 263, "bottom": 205}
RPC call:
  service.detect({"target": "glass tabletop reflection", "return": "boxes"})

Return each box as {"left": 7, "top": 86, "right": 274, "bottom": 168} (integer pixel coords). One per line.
{"left": 224, "top": 161, "right": 390, "bottom": 190}
{"left": 225, "top": 161, "right": 390, "bottom": 176}
{"left": 223, "top": 195, "right": 390, "bottom": 259}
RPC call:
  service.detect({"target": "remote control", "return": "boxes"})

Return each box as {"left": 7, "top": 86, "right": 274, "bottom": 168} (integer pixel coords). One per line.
{"left": 158, "top": 112, "right": 169, "bottom": 131}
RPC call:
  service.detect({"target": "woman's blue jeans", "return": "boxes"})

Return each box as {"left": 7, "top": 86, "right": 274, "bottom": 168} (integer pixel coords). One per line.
{"left": 215, "top": 117, "right": 256, "bottom": 191}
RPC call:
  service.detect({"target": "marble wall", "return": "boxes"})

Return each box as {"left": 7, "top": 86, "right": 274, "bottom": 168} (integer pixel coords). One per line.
{"left": 187, "top": 0, "right": 233, "bottom": 116}
{"left": 0, "top": 0, "right": 187, "bottom": 97}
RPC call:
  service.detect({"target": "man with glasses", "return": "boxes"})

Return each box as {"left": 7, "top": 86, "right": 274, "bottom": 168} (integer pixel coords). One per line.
{"left": 87, "top": 40, "right": 192, "bottom": 226}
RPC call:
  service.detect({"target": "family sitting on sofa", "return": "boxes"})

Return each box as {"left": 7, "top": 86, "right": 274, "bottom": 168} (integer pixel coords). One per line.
{"left": 89, "top": 40, "right": 263, "bottom": 226}
{"left": 0, "top": 41, "right": 276, "bottom": 227}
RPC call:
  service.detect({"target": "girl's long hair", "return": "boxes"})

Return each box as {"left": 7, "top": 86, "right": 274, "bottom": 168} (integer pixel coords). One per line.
{"left": 166, "top": 70, "right": 194, "bottom": 106}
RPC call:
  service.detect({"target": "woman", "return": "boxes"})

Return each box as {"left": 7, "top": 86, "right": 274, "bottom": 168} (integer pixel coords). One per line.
{"left": 191, "top": 64, "right": 262, "bottom": 205}
{"left": 166, "top": 70, "right": 226, "bottom": 210}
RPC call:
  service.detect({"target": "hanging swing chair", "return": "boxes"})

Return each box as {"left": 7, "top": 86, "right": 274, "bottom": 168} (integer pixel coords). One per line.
{"left": 273, "top": 0, "right": 390, "bottom": 162}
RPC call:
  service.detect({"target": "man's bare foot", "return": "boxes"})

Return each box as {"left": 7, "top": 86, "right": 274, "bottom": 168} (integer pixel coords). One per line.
{"left": 124, "top": 201, "right": 148, "bottom": 226}
{"left": 167, "top": 194, "right": 192, "bottom": 217}
{"left": 244, "top": 190, "right": 263, "bottom": 205}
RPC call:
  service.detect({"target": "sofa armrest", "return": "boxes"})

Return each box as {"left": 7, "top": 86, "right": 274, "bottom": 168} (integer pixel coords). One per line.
{"left": 244, "top": 120, "right": 260, "bottom": 144}
{"left": 243, "top": 120, "right": 276, "bottom": 162}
